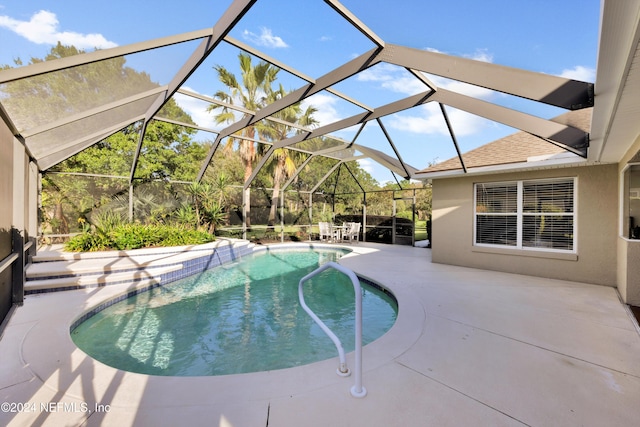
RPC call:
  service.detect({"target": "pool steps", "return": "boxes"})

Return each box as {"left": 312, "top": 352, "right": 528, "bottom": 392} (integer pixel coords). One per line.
{"left": 25, "top": 238, "right": 255, "bottom": 294}
{"left": 25, "top": 265, "right": 182, "bottom": 293}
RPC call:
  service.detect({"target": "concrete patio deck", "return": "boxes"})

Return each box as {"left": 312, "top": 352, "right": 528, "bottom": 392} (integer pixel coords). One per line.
{"left": 1, "top": 242, "right": 639, "bottom": 426}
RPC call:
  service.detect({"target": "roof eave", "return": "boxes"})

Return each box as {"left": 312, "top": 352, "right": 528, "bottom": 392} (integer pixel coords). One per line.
{"left": 415, "top": 155, "right": 590, "bottom": 180}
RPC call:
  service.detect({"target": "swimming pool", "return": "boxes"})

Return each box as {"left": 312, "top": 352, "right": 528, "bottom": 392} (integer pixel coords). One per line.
{"left": 71, "top": 247, "right": 397, "bottom": 376}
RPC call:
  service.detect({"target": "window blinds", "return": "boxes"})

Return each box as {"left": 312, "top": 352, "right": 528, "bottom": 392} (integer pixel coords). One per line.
{"left": 522, "top": 179, "right": 574, "bottom": 250}
{"left": 475, "top": 178, "right": 575, "bottom": 251}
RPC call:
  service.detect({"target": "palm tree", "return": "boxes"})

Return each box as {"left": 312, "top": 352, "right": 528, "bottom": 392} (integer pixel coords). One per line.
{"left": 257, "top": 84, "right": 318, "bottom": 230}
{"left": 186, "top": 181, "right": 210, "bottom": 227}
{"left": 208, "top": 53, "right": 280, "bottom": 230}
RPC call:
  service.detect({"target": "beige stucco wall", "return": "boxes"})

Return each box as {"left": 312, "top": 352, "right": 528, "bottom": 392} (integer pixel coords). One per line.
{"left": 432, "top": 163, "right": 618, "bottom": 286}
{"left": 617, "top": 134, "right": 640, "bottom": 305}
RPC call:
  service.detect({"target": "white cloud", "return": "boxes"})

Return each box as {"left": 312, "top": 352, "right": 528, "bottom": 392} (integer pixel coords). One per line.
{"left": 302, "top": 93, "right": 342, "bottom": 127}
{"left": 175, "top": 87, "right": 345, "bottom": 136}
{"left": 357, "top": 63, "right": 427, "bottom": 96}
{"left": 558, "top": 65, "right": 595, "bottom": 82}
{"left": 173, "top": 87, "right": 221, "bottom": 131}
{"left": 357, "top": 53, "right": 495, "bottom": 100}
{"left": 242, "top": 27, "right": 288, "bottom": 48}
{"left": 464, "top": 48, "right": 493, "bottom": 63}
{"left": 388, "top": 104, "right": 490, "bottom": 137}
{"left": 0, "top": 10, "right": 117, "bottom": 49}
{"left": 356, "top": 49, "right": 496, "bottom": 136}
{"left": 357, "top": 158, "right": 375, "bottom": 175}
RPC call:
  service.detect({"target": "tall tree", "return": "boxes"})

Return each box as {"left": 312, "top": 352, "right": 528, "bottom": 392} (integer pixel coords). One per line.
{"left": 3, "top": 43, "right": 204, "bottom": 232}
{"left": 1, "top": 42, "right": 158, "bottom": 131}
{"left": 207, "top": 52, "right": 279, "bottom": 229}
{"left": 257, "top": 84, "right": 318, "bottom": 229}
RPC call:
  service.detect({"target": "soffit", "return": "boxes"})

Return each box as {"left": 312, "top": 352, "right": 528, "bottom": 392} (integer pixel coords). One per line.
{"left": 590, "top": 0, "right": 640, "bottom": 163}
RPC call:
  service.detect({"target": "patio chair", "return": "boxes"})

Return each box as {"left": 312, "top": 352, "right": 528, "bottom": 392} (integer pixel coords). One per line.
{"left": 319, "top": 222, "right": 331, "bottom": 242}
{"left": 343, "top": 222, "right": 361, "bottom": 244}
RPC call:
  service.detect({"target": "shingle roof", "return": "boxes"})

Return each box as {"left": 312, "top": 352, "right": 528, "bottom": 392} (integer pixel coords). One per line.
{"left": 416, "top": 108, "right": 592, "bottom": 174}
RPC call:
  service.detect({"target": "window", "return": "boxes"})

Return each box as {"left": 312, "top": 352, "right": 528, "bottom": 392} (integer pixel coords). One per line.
{"left": 474, "top": 178, "right": 576, "bottom": 252}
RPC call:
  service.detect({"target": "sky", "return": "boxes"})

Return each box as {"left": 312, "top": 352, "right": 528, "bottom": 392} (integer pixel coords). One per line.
{"left": 0, "top": 0, "right": 601, "bottom": 184}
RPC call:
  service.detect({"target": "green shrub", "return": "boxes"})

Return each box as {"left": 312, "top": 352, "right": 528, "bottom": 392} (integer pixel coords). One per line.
{"left": 64, "top": 223, "right": 214, "bottom": 252}
{"left": 64, "top": 232, "right": 112, "bottom": 252}
{"left": 91, "top": 210, "right": 127, "bottom": 233}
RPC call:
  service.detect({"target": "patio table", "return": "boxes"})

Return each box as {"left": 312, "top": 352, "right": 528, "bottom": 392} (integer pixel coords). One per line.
{"left": 330, "top": 224, "right": 346, "bottom": 242}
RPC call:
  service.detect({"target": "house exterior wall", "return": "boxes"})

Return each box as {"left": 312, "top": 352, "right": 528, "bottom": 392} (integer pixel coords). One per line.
{"left": 617, "top": 134, "right": 640, "bottom": 305}
{"left": 431, "top": 163, "right": 618, "bottom": 286}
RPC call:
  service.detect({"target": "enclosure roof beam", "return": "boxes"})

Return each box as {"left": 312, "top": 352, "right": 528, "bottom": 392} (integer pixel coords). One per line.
{"left": 324, "top": 0, "right": 385, "bottom": 48}
{"left": 377, "top": 117, "right": 411, "bottom": 179}
{"left": 129, "top": 119, "right": 151, "bottom": 183}
{"left": 195, "top": 132, "right": 316, "bottom": 183}
{"left": 198, "top": 46, "right": 380, "bottom": 156}
{"left": 268, "top": 90, "right": 433, "bottom": 152}
{"left": 0, "top": 29, "right": 217, "bottom": 85}
{"left": 312, "top": 146, "right": 354, "bottom": 158}
{"left": 310, "top": 161, "right": 343, "bottom": 194}
{"left": 196, "top": 133, "right": 225, "bottom": 181}
{"left": 406, "top": 68, "right": 438, "bottom": 92}
{"left": 176, "top": 88, "right": 317, "bottom": 134}
{"left": 429, "top": 88, "right": 589, "bottom": 156}
{"left": 391, "top": 171, "right": 403, "bottom": 189}
{"left": 23, "top": 86, "right": 167, "bottom": 140}
{"left": 38, "top": 117, "right": 142, "bottom": 171}
{"left": 244, "top": 145, "right": 275, "bottom": 190}
{"left": 439, "top": 103, "right": 467, "bottom": 173}
{"left": 177, "top": 88, "right": 255, "bottom": 116}
{"left": 34, "top": 113, "right": 143, "bottom": 166}
{"left": 282, "top": 155, "right": 315, "bottom": 192}
{"left": 354, "top": 144, "right": 418, "bottom": 178}
{"left": 347, "top": 122, "right": 368, "bottom": 148}
{"left": 224, "top": 35, "right": 316, "bottom": 83}
{"left": 375, "top": 43, "right": 594, "bottom": 110}
{"left": 142, "top": 0, "right": 257, "bottom": 123}
{"left": 133, "top": 0, "right": 257, "bottom": 184}
{"left": 239, "top": 47, "right": 380, "bottom": 130}
{"left": 195, "top": 46, "right": 381, "bottom": 179}
{"left": 220, "top": 37, "right": 369, "bottom": 113}
{"left": 223, "top": 34, "right": 371, "bottom": 111}
{"left": 0, "top": 102, "right": 20, "bottom": 138}
{"left": 152, "top": 117, "right": 220, "bottom": 135}
{"left": 343, "top": 162, "right": 365, "bottom": 194}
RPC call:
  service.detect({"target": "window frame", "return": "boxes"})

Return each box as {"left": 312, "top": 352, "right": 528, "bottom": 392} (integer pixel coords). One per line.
{"left": 621, "top": 163, "right": 640, "bottom": 239}
{"left": 473, "top": 177, "right": 577, "bottom": 253}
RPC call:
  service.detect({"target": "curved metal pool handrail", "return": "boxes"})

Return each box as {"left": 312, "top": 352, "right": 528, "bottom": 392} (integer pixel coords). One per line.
{"left": 298, "top": 261, "right": 367, "bottom": 398}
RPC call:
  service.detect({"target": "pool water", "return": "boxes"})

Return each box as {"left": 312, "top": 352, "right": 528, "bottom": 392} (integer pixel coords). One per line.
{"left": 71, "top": 248, "right": 397, "bottom": 376}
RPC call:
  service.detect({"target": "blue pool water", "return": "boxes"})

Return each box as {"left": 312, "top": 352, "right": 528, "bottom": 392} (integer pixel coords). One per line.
{"left": 71, "top": 247, "right": 397, "bottom": 376}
